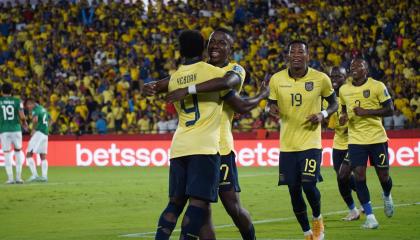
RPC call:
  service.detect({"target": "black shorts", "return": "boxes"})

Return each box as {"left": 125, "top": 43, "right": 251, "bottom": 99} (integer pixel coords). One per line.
{"left": 279, "top": 149, "right": 323, "bottom": 185}
{"left": 219, "top": 151, "right": 241, "bottom": 192}
{"left": 332, "top": 149, "right": 350, "bottom": 172}
{"left": 348, "top": 142, "right": 389, "bottom": 169}
{"left": 169, "top": 154, "right": 221, "bottom": 203}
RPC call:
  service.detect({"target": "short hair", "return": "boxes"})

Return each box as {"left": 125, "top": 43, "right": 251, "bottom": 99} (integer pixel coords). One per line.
{"left": 287, "top": 39, "right": 309, "bottom": 52}
{"left": 1, "top": 83, "right": 12, "bottom": 94}
{"left": 214, "top": 27, "right": 234, "bottom": 39}
{"left": 179, "top": 30, "right": 205, "bottom": 58}
{"left": 351, "top": 58, "right": 369, "bottom": 69}
{"left": 25, "top": 98, "right": 36, "bottom": 105}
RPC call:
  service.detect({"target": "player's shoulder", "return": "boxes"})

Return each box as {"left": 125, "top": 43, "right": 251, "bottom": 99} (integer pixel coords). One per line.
{"left": 226, "top": 62, "right": 245, "bottom": 74}
{"left": 308, "top": 67, "right": 329, "bottom": 81}
{"left": 368, "top": 77, "right": 386, "bottom": 88}
{"left": 270, "top": 68, "right": 288, "bottom": 81}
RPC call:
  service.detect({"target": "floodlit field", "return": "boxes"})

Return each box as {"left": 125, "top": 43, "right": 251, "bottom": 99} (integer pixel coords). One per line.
{"left": 1, "top": 167, "right": 419, "bottom": 240}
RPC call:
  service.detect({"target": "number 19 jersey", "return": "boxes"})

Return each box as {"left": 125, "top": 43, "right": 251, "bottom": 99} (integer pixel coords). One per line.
{"left": 168, "top": 61, "right": 229, "bottom": 159}
{"left": 269, "top": 68, "right": 334, "bottom": 152}
{"left": 0, "top": 96, "right": 22, "bottom": 133}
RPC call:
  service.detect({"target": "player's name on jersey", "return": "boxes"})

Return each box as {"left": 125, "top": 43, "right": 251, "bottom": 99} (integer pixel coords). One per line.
{"left": 0, "top": 100, "right": 16, "bottom": 104}
{"left": 176, "top": 73, "right": 197, "bottom": 85}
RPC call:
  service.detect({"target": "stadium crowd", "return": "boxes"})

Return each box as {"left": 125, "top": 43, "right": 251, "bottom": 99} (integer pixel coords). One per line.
{"left": 0, "top": 0, "right": 418, "bottom": 134}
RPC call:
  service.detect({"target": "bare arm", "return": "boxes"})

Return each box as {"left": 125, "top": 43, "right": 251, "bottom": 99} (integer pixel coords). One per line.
{"left": 267, "top": 99, "right": 279, "bottom": 118}
{"left": 166, "top": 72, "right": 242, "bottom": 102}
{"left": 353, "top": 99, "right": 394, "bottom": 117}
{"left": 142, "top": 76, "right": 170, "bottom": 96}
{"left": 339, "top": 104, "right": 348, "bottom": 125}
{"left": 224, "top": 81, "right": 269, "bottom": 114}
{"left": 19, "top": 110, "right": 28, "bottom": 131}
{"left": 307, "top": 92, "right": 338, "bottom": 124}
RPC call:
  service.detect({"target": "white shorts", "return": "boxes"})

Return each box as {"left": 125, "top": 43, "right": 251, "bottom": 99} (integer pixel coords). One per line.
{"left": 27, "top": 131, "right": 48, "bottom": 154}
{"left": 0, "top": 132, "right": 23, "bottom": 151}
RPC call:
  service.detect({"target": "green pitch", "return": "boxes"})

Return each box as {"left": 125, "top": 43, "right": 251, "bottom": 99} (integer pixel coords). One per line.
{"left": 1, "top": 167, "right": 420, "bottom": 240}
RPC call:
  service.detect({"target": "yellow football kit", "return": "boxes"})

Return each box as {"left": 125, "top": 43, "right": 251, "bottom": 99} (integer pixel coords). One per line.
{"left": 339, "top": 77, "right": 391, "bottom": 145}
{"left": 168, "top": 61, "right": 229, "bottom": 158}
{"left": 219, "top": 63, "right": 246, "bottom": 156}
{"left": 269, "top": 68, "right": 334, "bottom": 152}
{"left": 327, "top": 97, "right": 348, "bottom": 150}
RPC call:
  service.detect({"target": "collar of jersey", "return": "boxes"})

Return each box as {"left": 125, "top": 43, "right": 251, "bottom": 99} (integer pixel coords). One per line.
{"left": 287, "top": 67, "right": 309, "bottom": 81}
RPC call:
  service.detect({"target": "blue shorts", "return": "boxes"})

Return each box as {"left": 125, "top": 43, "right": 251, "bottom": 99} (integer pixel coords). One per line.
{"left": 332, "top": 149, "right": 350, "bottom": 172}
{"left": 348, "top": 142, "right": 389, "bottom": 169}
{"left": 169, "top": 154, "right": 221, "bottom": 203}
{"left": 219, "top": 151, "right": 241, "bottom": 192}
{"left": 279, "top": 149, "right": 323, "bottom": 185}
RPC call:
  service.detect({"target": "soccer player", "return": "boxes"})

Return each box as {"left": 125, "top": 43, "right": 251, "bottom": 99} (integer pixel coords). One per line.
{"left": 268, "top": 40, "right": 338, "bottom": 240}
{"left": 339, "top": 59, "right": 394, "bottom": 229}
{"left": 153, "top": 29, "right": 230, "bottom": 240}
{"left": 328, "top": 66, "right": 360, "bottom": 221}
{"left": 0, "top": 83, "right": 28, "bottom": 184}
{"left": 25, "top": 99, "right": 50, "bottom": 182}
{"left": 147, "top": 28, "right": 267, "bottom": 239}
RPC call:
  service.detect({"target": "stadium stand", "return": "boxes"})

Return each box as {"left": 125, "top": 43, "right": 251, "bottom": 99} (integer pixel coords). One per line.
{"left": 0, "top": 0, "right": 418, "bottom": 134}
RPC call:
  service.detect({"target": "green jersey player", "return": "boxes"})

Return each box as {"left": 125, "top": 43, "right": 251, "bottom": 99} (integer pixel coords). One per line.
{"left": 25, "top": 98, "right": 50, "bottom": 182}
{"left": 0, "top": 83, "right": 28, "bottom": 184}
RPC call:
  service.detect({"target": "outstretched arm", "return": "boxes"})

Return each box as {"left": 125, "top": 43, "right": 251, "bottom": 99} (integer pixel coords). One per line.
{"left": 166, "top": 72, "right": 241, "bottom": 102}
{"left": 224, "top": 81, "right": 269, "bottom": 114}
{"left": 353, "top": 99, "right": 394, "bottom": 117}
{"left": 142, "top": 76, "right": 170, "bottom": 96}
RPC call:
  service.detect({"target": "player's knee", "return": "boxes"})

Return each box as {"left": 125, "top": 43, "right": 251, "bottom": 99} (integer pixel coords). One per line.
{"left": 353, "top": 167, "right": 366, "bottom": 181}
{"left": 378, "top": 171, "right": 389, "bottom": 183}
{"left": 301, "top": 181, "right": 316, "bottom": 192}
{"left": 189, "top": 198, "right": 209, "bottom": 209}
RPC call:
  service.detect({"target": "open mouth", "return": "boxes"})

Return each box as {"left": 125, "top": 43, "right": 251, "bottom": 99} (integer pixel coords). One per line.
{"left": 209, "top": 50, "right": 221, "bottom": 58}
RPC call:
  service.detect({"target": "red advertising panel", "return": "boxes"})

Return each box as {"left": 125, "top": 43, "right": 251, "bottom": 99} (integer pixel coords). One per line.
{"left": 0, "top": 138, "right": 419, "bottom": 167}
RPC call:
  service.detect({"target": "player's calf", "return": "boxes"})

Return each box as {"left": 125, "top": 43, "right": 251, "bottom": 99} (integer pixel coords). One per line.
{"left": 155, "top": 199, "right": 186, "bottom": 240}
{"left": 220, "top": 190, "right": 255, "bottom": 240}
{"left": 180, "top": 199, "right": 209, "bottom": 240}
{"left": 3, "top": 151, "right": 14, "bottom": 183}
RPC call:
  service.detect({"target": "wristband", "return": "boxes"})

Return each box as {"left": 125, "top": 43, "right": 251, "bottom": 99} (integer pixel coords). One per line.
{"left": 188, "top": 84, "right": 197, "bottom": 94}
{"left": 321, "top": 110, "right": 329, "bottom": 119}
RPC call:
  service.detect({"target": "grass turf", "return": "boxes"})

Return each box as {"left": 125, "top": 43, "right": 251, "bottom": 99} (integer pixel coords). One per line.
{"left": 1, "top": 166, "right": 419, "bottom": 240}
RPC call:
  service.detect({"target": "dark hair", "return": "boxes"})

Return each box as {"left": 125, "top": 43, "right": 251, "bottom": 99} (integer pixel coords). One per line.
{"left": 1, "top": 82, "right": 12, "bottom": 94}
{"left": 287, "top": 39, "right": 309, "bottom": 52}
{"left": 214, "top": 27, "right": 234, "bottom": 39}
{"left": 25, "top": 98, "right": 36, "bottom": 105}
{"left": 179, "top": 30, "right": 205, "bottom": 58}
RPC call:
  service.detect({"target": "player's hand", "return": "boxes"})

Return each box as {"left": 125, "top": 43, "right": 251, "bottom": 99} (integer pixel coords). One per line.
{"left": 257, "top": 81, "right": 269, "bottom": 99}
{"left": 353, "top": 106, "right": 370, "bottom": 116}
{"left": 306, "top": 113, "right": 323, "bottom": 124}
{"left": 268, "top": 104, "right": 279, "bottom": 118}
{"left": 166, "top": 88, "right": 188, "bottom": 102}
{"left": 339, "top": 114, "right": 348, "bottom": 125}
{"left": 143, "top": 82, "right": 158, "bottom": 96}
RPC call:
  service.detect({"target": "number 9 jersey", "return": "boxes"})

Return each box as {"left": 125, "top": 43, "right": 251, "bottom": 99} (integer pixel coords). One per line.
{"left": 269, "top": 67, "right": 334, "bottom": 152}
{"left": 168, "top": 61, "right": 231, "bottom": 159}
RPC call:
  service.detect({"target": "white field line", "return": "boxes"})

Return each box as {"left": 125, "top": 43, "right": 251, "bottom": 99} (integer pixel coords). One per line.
{"left": 120, "top": 202, "right": 420, "bottom": 238}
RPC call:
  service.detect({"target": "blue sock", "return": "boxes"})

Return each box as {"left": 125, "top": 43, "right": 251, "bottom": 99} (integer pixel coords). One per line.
{"left": 302, "top": 182, "right": 321, "bottom": 218}
{"left": 381, "top": 177, "right": 393, "bottom": 197}
{"left": 180, "top": 205, "right": 207, "bottom": 240}
{"left": 155, "top": 202, "right": 184, "bottom": 240}
{"left": 362, "top": 202, "right": 373, "bottom": 215}
{"left": 349, "top": 203, "right": 355, "bottom": 210}
{"left": 288, "top": 185, "right": 310, "bottom": 232}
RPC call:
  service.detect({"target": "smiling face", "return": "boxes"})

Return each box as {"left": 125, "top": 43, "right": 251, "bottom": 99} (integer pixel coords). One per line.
{"left": 350, "top": 59, "right": 368, "bottom": 83}
{"left": 288, "top": 43, "right": 309, "bottom": 70}
{"left": 330, "top": 67, "right": 347, "bottom": 91}
{"left": 207, "top": 31, "right": 233, "bottom": 66}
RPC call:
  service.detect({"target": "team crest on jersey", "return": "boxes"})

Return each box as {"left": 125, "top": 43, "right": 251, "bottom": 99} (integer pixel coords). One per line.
{"left": 363, "top": 89, "right": 370, "bottom": 98}
{"left": 305, "top": 81, "right": 314, "bottom": 91}
{"left": 232, "top": 65, "right": 243, "bottom": 75}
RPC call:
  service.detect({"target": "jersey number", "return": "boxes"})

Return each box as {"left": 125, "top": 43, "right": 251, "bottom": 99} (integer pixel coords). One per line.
{"left": 180, "top": 94, "right": 200, "bottom": 126}
{"left": 291, "top": 93, "right": 302, "bottom": 106}
{"left": 220, "top": 164, "right": 229, "bottom": 181}
{"left": 304, "top": 158, "right": 317, "bottom": 173}
{"left": 1, "top": 105, "right": 14, "bottom": 120}
{"left": 42, "top": 114, "right": 48, "bottom": 126}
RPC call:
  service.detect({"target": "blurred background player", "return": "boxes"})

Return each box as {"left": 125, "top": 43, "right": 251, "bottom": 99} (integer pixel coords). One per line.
{"left": 25, "top": 99, "right": 51, "bottom": 182}
{"left": 0, "top": 83, "right": 28, "bottom": 184}
{"left": 328, "top": 66, "right": 361, "bottom": 221}
{"left": 154, "top": 30, "right": 228, "bottom": 240}
{"left": 339, "top": 59, "right": 394, "bottom": 229}
{"left": 268, "top": 40, "right": 338, "bottom": 240}
{"left": 148, "top": 28, "right": 268, "bottom": 239}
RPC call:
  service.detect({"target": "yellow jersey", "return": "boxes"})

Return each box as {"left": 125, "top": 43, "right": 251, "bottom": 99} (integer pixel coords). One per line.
{"left": 269, "top": 68, "right": 334, "bottom": 152}
{"left": 339, "top": 78, "right": 391, "bottom": 145}
{"left": 168, "top": 61, "right": 227, "bottom": 158}
{"left": 219, "top": 63, "right": 246, "bottom": 155}
{"left": 327, "top": 97, "right": 348, "bottom": 150}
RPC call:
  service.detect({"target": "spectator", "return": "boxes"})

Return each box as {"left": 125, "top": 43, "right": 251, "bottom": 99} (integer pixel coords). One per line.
{"left": 392, "top": 110, "right": 408, "bottom": 130}
{"left": 95, "top": 114, "right": 107, "bottom": 134}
